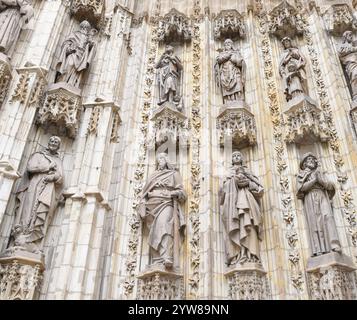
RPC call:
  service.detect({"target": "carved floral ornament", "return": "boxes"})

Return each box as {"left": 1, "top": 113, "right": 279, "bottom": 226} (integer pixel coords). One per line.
{"left": 213, "top": 9, "right": 246, "bottom": 41}
{"left": 268, "top": 0, "right": 304, "bottom": 39}
{"left": 157, "top": 8, "right": 192, "bottom": 43}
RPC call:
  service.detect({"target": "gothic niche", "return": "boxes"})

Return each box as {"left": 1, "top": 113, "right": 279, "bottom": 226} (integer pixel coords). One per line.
{"left": 268, "top": 1, "right": 304, "bottom": 39}
{"left": 157, "top": 8, "right": 192, "bottom": 44}
{"left": 137, "top": 153, "right": 186, "bottom": 300}
{"left": 70, "top": 0, "right": 105, "bottom": 29}
{"left": 38, "top": 20, "right": 97, "bottom": 138}
{"left": 219, "top": 151, "right": 270, "bottom": 300}
{"left": 0, "top": 0, "right": 34, "bottom": 107}
{"left": 215, "top": 39, "right": 257, "bottom": 148}
{"left": 0, "top": 136, "right": 64, "bottom": 300}
{"left": 213, "top": 9, "right": 246, "bottom": 41}
{"left": 297, "top": 153, "right": 357, "bottom": 300}
{"left": 150, "top": 44, "right": 188, "bottom": 149}
{"left": 278, "top": 37, "right": 329, "bottom": 143}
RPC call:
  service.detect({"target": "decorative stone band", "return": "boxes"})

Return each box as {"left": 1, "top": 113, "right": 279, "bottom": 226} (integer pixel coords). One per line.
{"left": 37, "top": 82, "right": 82, "bottom": 139}
{"left": 0, "top": 249, "right": 44, "bottom": 300}
{"left": 216, "top": 103, "right": 257, "bottom": 149}
{"left": 136, "top": 267, "right": 184, "bottom": 300}
{"left": 306, "top": 252, "right": 357, "bottom": 300}
{"left": 0, "top": 53, "right": 12, "bottom": 108}
{"left": 225, "top": 263, "right": 271, "bottom": 300}
{"left": 70, "top": 0, "right": 105, "bottom": 29}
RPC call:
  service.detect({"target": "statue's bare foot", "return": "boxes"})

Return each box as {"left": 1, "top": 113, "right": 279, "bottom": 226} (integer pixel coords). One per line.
{"left": 332, "top": 247, "right": 342, "bottom": 253}
{"left": 164, "top": 259, "right": 173, "bottom": 269}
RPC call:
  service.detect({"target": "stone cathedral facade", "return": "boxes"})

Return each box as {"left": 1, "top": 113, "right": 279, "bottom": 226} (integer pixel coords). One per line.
{"left": 1, "top": 0, "right": 357, "bottom": 301}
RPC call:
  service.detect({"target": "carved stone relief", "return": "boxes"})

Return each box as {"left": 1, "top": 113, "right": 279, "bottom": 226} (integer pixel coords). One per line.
{"left": 323, "top": 4, "right": 356, "bottom": 37}
{"left": 213, "top": 9, "right": 246, "bottom": 41}
{"left": 0, "top": 52, "right": 11, "bottom": 107}
{"left": 157, "top": 8, "right": 192, "bottom": 44}
{"left": 70, "top": 0, "right": 105, "bottom": 29}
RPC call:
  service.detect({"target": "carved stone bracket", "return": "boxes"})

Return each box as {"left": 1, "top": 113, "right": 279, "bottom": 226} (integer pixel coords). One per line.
{"left": 323, "top": 4, "right": 356, "bottom": 37}
{"left": 0, "top": 53, "right": 12, "bottom": 107}
{"left": 306, "top": 252, "right": 357, "bottom": 300}
{"left": 0, "top": 249, "right": 44, "bottom": 300}
{"left": 216, "top": 103, "right": 257, "bottom": 148}
{"left": 350, "top": 105, "right": 357, "bottom": 135}
{"left": 213, "top": 9, "right": 246, "bottom": 40}
{"left": 157, "top": 9, "right": 192, "bottom": 44}
{"left": 283, "top": 95, "right": 330, "bottom": 143}
{"left": 149, "top": 103, "right": 189, "bottom": 149}
{"left": 37, "top": 82, "right": 82, "bottom": 139}
{"left": 137, "top": 267, "right": 184, "bottom": 300}
{"left": 268, "top": 1, "right": 304, "bottom": 39}
{"left": 70, "top": 0, "right": 105, "bottom": 29}
{"left": 225, "top": 263, "right": 271, "bottom": 300}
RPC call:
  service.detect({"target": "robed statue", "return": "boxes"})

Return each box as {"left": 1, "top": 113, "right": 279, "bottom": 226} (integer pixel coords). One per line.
{"left": 0, "top": 0, "right": 34, "bottom": 56}
{"left": 338, "top": 31, "right": 357, "bottom": 103}
{"left": 279, "top": 37, "right": 308, "bottom": 101}
{"left": 219, "top": 151, "right": 264, "bottom": 266}
{"left": 297, "top": 153, "right": 342, "bottom": 256}
{"left": 215, "top": 38, "right": 246, "bottom": 104}
{"left": 155, "top": 45, "right": 183, "bottom": 108}
{"left": 55, "top": 20, "right": 97, "bottom": 88}
{"left": 8, "top": 136, "right": 63, "bottom": 254}
{"left": 138, "top": 153, "right": 186, "bottom": 269}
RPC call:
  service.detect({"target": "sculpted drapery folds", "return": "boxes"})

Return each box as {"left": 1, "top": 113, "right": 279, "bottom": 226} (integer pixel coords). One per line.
{"left": 279, "top": 37, "right": 308, "bottom": 102}
{"left": 155, "top": 45, "right": 183, "bottom": 107}
{"left": 297, "top": 153, "right": 342, "bottom": 257}
{"left": 219, "top": 151, "right": 264, "bottom": 266}
{"left": 338, "top": 31, "right": 357, "bottom": 102}
{"left": 215, "top": 38, "right": 246, "bottom": 104}
{"left": 55, "top": 20, "right": 97, "bottom": 88}
{"left": 9, "top": 136, "right": 63, "bottom": 254}
{"left": 0, "top": 0, "right": 34, "bottom": 56}
{"left": 138, "top": 153, "right": 186, "bottom": 269}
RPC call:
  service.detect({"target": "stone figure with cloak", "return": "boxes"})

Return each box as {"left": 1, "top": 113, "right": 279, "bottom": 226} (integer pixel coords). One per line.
{"left": 55, "top": 20, "right": 97, "bottom": 88}
{"left": 338, "top": 31, "right": 357, "bottom": 103}
{"left": 279, "top": 37, "right": 308, "bottom": 102}
{"left": 0, "top": 0, "right": 34, "bottom": 56}
{"left": 155, "top": 45, "right": 183, "bottom": 108}
{"left": 219, "top": 151, "right": 264, "bottom": 266}
{"left": 297, "top": 153, "right": 342, "bottom": 256}
{"left": 9, "top": 136, "right": 63, "bottom": 254}
{"left": 215, "top": 38, "right": 246, "bottom": 104}
{"left": 138, "top": 153, "right": 186, "bottom": 269}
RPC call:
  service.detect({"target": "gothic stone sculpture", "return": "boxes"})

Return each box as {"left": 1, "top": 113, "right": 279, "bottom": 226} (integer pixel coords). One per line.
{"left": 8, "top": 136, "right": 63, "bottom": 254}
{"left": 138, "top": 153, "right": 186, "bottom": 269}
{"left": 0, "top": 0, "right": 34, "bottom": 56}
{"left": 155, "top": 45, "right": 183, "bottom": 109}
{"left": 279, "top": 37, "right": 308, "bottom": 102}
{"left": 338, "top": 31, "right": 357, "bottom": 103}
{"left": 219, "top": 151, "right": 264, "bottom": 266}
{"left": 215, "top": 39, "right": 246, "bottom": 104}
{"left": 297, "top": 153, "right": 342, "bottom": 256}
{"left": 55, "top": 20, "right": 97, "bottom": 88}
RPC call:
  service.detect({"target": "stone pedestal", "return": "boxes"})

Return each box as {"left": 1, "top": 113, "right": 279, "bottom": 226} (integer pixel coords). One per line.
{"left": 216, "top": 101, "right": 257, "bottom": 148}
{"left": 149, "top": 102, "right": 189, "bottom": 149}
{"left": 283, "top": 95, "right": 330, "bottom": 143}
{"left": 306, "top": 252, "right": 357, "bottom": 300}
{"left": 137, "top": 266, "right": 184, "bottom": 300}
{"left": 0, "top": 248, "right": 44, "bottom": 300}
{"left": 0, "top": 53, "right": 12, "bottom": 107}
{"left": 224, "top": 263, "right": 271, "bottom": 300}
{"left": 38, "top": 83, "right": 82, "bottom": 139}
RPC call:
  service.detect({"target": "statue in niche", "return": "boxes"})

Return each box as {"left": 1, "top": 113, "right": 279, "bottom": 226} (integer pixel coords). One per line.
{"left": 215, "top": 38, "right": 246, "bottom": 104}
{"left": 55, "top": 20, "right": 97, "bottom": 89}
{"left": 155, "top": 45, "right": 183, "bottom": 109}
{"left": 138, "top": 153, "right": 186, "bottom": 269}
{"left": 297, "top": 153, "right": 342, "bottom": 257}
{"left": 338, "top": 31, "right": 357, "bottom": 103}
{"left": 219, "top": 151, "right": 264, "bottom": 266}
{"left": 0, "top": 0, "right": 34, "bottom": 56}
{"left": 8, "top": 136, "right": 63, "bottom": 254}
{"left": 279, "top": 37, "right": 308, "bottom": 101}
